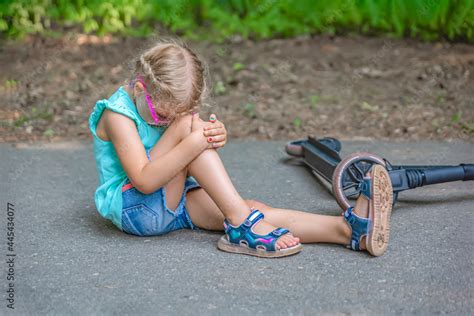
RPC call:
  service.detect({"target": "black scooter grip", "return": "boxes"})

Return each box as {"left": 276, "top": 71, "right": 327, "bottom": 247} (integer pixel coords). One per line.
{"left": 423, "top": 165, "right": 474, "bottom": 185}
{"left": 461, "top": 164, "right": 474, "bottom": 181}
{"left": 423, "top": 166, "right": 466, "bottom": 185}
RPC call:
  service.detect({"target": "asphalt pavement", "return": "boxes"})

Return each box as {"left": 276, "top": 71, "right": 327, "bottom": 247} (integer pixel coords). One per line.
{"left": 1, "top": 140, "right": 473, "bottom": 315}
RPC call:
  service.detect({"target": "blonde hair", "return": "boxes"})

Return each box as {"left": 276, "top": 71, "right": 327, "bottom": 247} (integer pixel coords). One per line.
{"left": 134, "top": 39, "right": 208, "bottom": 117}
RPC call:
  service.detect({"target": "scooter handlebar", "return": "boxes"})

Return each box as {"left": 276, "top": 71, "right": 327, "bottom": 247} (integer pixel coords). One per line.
{"left": 423, "top": 164, "right": 474, "bottom": 185}
{"left": 461, "top": 164, "right": 474, "bottom": 181}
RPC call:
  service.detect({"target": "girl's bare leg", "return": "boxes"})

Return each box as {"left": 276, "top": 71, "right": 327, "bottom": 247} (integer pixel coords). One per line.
{"left": 149, "top": 114, "right": 370, "bottom": 249}
{"left": 147, "top": 114, "right": 299, "bottom": 249}
{"left": 250, "top": 196, "right": 369, "bottom": 249}
{"left": 185, "top": 144, "right": 300, "bottom": 249}
{"left": 187, "top": 191, "right": 370, "bottom": 249}
{"left": 146, "top": 114, "right": 195, "bottom": 210}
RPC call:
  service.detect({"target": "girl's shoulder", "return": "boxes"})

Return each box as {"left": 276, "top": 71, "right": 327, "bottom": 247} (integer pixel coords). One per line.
{"left": 89, "top": 86, "right": 142, "bottom": 139}
{"left": 96, "top": 87, "right": 140, "bottom": 119}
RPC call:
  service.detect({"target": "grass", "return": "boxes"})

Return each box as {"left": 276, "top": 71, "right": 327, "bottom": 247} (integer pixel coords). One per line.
{"left": 3, "top": 79, "right": 18, "bottom": 89}
{"left": 360, "top": 101, "right": 379, "bottom": 112}
{"left": 243, "top": 102, "right": 256, "bottom": 118}
{"left": 213, "top": 80, "right": 226, "bottom": 95}
{"left": 43, "top": 128, "right": 55, "bottom": 137}
{"left": 1, "top": 0, "right": 473, "bottom": 42}
{"left": 309, "top": 94, "right": 319, "bottom": 110}
{"left": 450, "top": 110, "right": 474, "bottom": 133}
{"left": 233, "top": 62, "right": 245, "bottom": 71}
{"left": 13, "top": 106, "right": 53, "bottom": 128}
{"left": 460, "top": 122, "right": 474, "bottom": 133}
{"left": 293, "top": 117, "right": 302, "bottom": 129}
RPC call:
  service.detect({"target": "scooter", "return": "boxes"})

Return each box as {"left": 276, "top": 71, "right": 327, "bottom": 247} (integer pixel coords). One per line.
{"left": 285, "top": 136, "right": 474, "bottom": 210}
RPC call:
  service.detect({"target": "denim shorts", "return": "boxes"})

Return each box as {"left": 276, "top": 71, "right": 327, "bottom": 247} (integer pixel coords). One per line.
{"left": 121, "top": 177, "right": 201, "bottom": 236}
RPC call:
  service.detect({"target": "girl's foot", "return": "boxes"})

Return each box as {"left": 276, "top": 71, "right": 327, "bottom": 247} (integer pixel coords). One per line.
{"left": 218, "top": 209, "right": 303, "bottom": 258}
{"left": 343, "top": 164, "right": 393, "bottom": 256}
{"left": 227, "top": 212, "right": 300, "bottom": 250}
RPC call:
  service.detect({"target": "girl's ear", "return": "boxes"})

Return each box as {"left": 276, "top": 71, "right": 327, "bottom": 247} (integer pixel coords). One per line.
{"left": 133, "top": 81, "right": 145, "bottom": 96}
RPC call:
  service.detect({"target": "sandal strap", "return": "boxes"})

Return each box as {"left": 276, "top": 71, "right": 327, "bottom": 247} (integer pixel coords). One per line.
{"left": 270, "top": 227, "right": 289, "bottom": 237}
{"left": 223, "top": 209, "right": 264, "bottom": 234}
{"left": 344, "top": 207, "right": 370, "bottom": 251}
{"left": 243, "top": 209, "right": 265, "bottom": 229}
{"left": 360, "top": 177, "right": 372, "bottom": 199}
{"left": 223, "top": 210, "right": 290, "bottom": 252}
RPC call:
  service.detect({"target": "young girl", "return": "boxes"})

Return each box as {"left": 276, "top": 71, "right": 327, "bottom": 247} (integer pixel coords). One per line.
{"left": 89, "top": 40, "right": 393, "bottom": 258}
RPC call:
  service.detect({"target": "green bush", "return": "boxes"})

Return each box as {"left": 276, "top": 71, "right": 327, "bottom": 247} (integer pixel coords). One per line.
{"left": 1, "top": 0, "right": 473, "bottom": 41}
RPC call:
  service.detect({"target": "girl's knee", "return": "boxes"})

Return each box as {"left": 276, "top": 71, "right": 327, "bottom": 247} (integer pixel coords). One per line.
{"left": 168, "top": 114, "right": 193, "bottom": 140}
{"left": 177, "top": 114, "right": 194, "bottom": 135}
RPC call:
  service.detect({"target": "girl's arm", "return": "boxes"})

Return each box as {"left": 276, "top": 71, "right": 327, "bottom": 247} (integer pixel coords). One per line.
{"left": 103, "top": 110, "right": 208, "bottom": 194}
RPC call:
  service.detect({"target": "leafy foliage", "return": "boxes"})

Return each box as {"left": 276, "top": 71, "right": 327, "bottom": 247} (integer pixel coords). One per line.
{"left": 1, "top": 0, "right": 473, "bottom": 41}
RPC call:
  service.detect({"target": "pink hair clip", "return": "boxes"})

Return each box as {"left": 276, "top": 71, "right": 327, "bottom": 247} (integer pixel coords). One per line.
{"left": 132, "top": 75, "right": 170, "bottom": 126}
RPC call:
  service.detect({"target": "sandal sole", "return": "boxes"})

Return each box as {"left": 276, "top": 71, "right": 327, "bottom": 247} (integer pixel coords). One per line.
{"left": 217, "top": 235, "right": 303, "bottom": 258}
{"left": 366, "top": 165, "right": 393, "bottom": 257}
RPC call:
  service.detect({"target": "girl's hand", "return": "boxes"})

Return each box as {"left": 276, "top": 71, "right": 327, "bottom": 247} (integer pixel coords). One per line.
{"left": 191, "top": 113, "right": 212, "bottom": 132}
{"left": 203, "top": 114, "right": 227, "bottom": 149}
{"left": 191, "top": 113, "right": 216, "bottom": 150}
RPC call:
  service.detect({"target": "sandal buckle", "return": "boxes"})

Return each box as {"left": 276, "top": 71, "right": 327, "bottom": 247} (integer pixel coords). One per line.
{"left": 348, "top": 216, "right": 356, "bottom": 225}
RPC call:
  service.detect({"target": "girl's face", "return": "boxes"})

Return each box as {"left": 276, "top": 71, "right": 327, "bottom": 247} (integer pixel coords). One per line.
{"left": 132, "top": 76, "right": 171, "bottom": 127}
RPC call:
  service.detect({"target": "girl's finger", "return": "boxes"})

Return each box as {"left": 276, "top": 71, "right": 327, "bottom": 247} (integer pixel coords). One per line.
{"left": 209, "top": 114, "right": 217, "bottom": 123}
{"left": 206, "top": 142, "right": 224, "bottom": 149}
{"left": 206, "top": 135, "right": 226, "bottom": 143}
{"left": 211, "top": 141, "right": 226, "bottom": 148}
{"left": 204, "top": 128, "right": 226, "bottom": 137}
{"left": 204, "top": 121, "right": 223, "bottom": 130}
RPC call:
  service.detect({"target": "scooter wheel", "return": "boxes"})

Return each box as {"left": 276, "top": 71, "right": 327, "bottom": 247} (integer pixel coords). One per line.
{"left": 285, "top": 140, "right": 305, "bottom": 157}
{"left": 332, "top": 152, "right": 386, "bottom": 210}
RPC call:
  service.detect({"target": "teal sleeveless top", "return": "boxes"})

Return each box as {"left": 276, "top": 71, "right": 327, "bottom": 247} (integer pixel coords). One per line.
{"left": 88, "top": 87, "right": 165, "bottom": 230}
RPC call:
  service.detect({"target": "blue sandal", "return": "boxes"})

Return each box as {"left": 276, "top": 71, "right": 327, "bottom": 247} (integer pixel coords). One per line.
{"left": 344, "top": 164, "right": 393, "bottom": 256}
{"left": 217, "top": 209, "right": 303, "bottom": 258}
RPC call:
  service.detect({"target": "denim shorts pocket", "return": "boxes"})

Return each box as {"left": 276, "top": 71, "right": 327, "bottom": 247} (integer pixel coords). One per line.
{"left": 122, "top": 187, "right": 140, "bottom": 206}
{"left": 122, "top": 204, "right": 159, "bottom": 236}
